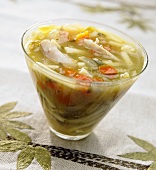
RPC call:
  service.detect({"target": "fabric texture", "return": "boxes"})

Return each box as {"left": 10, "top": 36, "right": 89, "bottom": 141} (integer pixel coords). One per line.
{"left": 0, "top": 0, "right": 156, "bottom": 169}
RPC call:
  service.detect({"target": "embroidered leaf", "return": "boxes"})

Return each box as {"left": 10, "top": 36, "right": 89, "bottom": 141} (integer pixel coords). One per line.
{"left": 17, "top": 145, "right": 35, "bottom": 170}
{"left": 80, "top": 4, "right": 120, "bottom": 13}
{"left": 0, "top": 140, "right": 27, "bottom": 152}
{"left": 3, "top": 120, "right": 34, "bottom": 129}
{"left": 6, "top": 128, "right": 32, "bottom": 143}
{"left": 35, "top": 146, "right": 51, "bottom": 170}
{"left": 0, "top": 102, "right": 17, "bottom": 114}
{"left": 149, "top": 148, "right": 156, "bottom": 157}
{"left": 148, "top": 161, "right": 156, "bottom": 170}
{"left": 0, "top": 126, "right": 7, "bottom": 139}
{"left": 1, "top": 111, "right": 32, "bottom": 119}
{"left": 120, "top": 17, "right": 153, "bottom": 31}
{"left": 128, "top": 136, "right": 155, "bottom": 152}
{"left": 118, "top": 152, "right": 155, "bottom": 161}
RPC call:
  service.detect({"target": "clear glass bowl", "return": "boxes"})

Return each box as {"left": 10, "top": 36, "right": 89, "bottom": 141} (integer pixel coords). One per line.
{"left": 21, "top": 19, "right": 148, "bottom": 140}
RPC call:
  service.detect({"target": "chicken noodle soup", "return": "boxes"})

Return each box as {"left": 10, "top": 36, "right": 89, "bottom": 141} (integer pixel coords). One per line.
{"left": 22, "top": 20, "right": 147, "bottom": 140}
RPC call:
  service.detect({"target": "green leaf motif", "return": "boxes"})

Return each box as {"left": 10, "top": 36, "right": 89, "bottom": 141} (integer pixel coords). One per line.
{"left": 128, "top": 136, "right": 155, "bottom": 152}
{"left": 120, "top": 17, "right": 153, "bottom": 31}
{"left": 78, "top": 2, "right": 154, "bottom": 32}
{"left": 6, "top": 128, "right": 32, "bottom": 143}
{"left": 3, "top": 120, "right": 34, "bottom": 130}
{"left": 0, "top": 140, "right": 27, "bottom": 152}
{"left": 118, "top": 152, "right": 156, "bottom": 161}
{"left": 149, "top": 148, "right": 156, "bottom": 158}
{"left": 80, "top": 4, "right": 120, "bottom": 13}
{"left": 0, "top": 126, "right": 7, "bottom": 140}
{"left": 1, "top": 111, "right": 32, "bottom": 119}
{"left": 119, "top": 136, "right": 156, "bottom": 166}
{"left": 35, "top": 146, "right": 51, "bottom": 170}
{"left": 0, "top": 102, "right": 17, "bottom": 114}
{"left": 17, "top": 146, "right": 35, "bottom": 170}
{"left": 148, "top": 161, "right": 156, "bottom": 170}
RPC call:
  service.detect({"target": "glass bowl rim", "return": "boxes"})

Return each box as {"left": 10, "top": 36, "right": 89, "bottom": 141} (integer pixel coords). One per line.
{"left": 21, "top": 18, "right": 148, "bottom": 86}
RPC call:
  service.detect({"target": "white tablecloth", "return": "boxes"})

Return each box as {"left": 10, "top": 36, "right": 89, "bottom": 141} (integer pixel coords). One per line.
{"left": 0, "top": 0, "right": 156, "bottom": 169}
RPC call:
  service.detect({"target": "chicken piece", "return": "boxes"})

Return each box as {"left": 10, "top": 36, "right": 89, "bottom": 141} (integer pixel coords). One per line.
{"left": 41, "top": 39, "right": 77, "bottom": 68}
{"left": 83, "top": 39, "right": 118, "bottom": 61}
{"left": 57, "top": 31, "right": 69, "bottom": 44}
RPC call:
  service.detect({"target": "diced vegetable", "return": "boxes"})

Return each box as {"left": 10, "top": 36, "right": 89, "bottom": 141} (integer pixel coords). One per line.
{"left": 64, "top": 68, "right": 76, "bottom": 77}
{"left": 106, "top": 33, "right": 124, "bottom": 43}
{"left": 36, "top": 31, "right": 45, "bottom": 40}
{"left": 48, "top": 65, "right": 59, "bottom": 70}
{"left": 108, "top": 41, "right": 122, "bottom": 48}
{"left": 89, "top": 31, "right": 98, "bottom": 37}
{"left": 99, "top": 65, "right": 117, "bottom": 75}
{"left": 121, "top": 51, "right": 133, "bottom": 67}
{"left": 63, "top": 24, "right": 85, "bottom": 35}
{"left": 29, "top": 41, "right": 40, "bottom": 50}
{"left": 76, "top": 31, "right": 89, "bottom": 40}
{"left": 77, "top": 62, "right": 85, "bottom": 68}
{"left": 39, "top": 25, "right": 54, "bottom": 33}
{"left": 79, "top": 56, "right": 98, "bottom": 70}
{"left": 120, "top": 72, "right": 130, "bottom": 78}
{"left": 74, "top": 73, "right": 93, "bottom": 82}
{"left": 121, "top": 44, "right": 136, "bottom": 53}
{"left": 92, "top": 58, "right": 103, "bottom": 65}
{"left": 64, "top": 47, "right": 87, "bottom": 55}
{"left": 79, "top": 67, "right": 93, "bottom": 78}
{"left": 48, "top": 29, "right": 59, "bottom": 40}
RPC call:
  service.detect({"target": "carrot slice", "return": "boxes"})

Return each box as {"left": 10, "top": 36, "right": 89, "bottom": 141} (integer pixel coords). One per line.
{"left": 64, "top": 68, "right": 76, "bottom": 77}
{"left": 99, "top": 65, "right": 117, "bottom": 75}
{"left": 93, "top": 77, "right": 103, "bottom": 82}
{"left": 74, "top": 74, "right": 93, "bottom": 82}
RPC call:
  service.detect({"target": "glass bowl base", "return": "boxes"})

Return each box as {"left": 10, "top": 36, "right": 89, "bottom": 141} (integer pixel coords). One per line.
{"left": 49, "top": 127, "right": 91, "bottom": 140}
